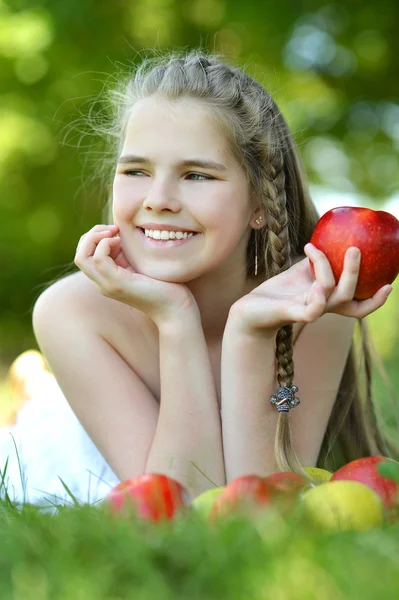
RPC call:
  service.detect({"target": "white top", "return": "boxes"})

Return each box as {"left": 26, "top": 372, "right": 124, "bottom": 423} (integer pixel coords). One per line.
{"left": 0, "top": 372, "right": 120, "bottom": 510}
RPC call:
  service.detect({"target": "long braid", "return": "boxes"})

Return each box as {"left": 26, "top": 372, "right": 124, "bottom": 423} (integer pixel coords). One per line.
{"left": 266, "top": 150, "right": 308, "bottom": 475}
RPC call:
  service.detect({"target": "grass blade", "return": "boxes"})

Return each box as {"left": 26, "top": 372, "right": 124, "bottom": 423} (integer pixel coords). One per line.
{"left": 58, "top": 477, "right": 81, "bottom": 507}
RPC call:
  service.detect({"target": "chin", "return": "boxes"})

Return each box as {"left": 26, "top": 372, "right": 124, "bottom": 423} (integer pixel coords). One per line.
{"left": 137, "top": 264, "right": 194, "bottom": 283}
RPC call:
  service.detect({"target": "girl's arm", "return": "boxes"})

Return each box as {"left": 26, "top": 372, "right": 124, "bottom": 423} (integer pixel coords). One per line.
{"left": 145, "top": 314, "right": 225, "bottom": 497}
{"left": 221, "top": 315, "right": 280, "bottom": 481}
{"left": 221, "top": 309, "right": 355, "bottom": 482}
{"left": 33, "top": 280, "right": 225, "bottom": 501}
{"left": 69, "top": 225, "right": 225, "bottom": 498}
{"left": 220, "top": 243, "right": 391, "bottom": 482}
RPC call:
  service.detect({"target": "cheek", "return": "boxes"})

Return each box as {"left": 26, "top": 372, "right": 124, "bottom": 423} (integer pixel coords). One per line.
{"left": 203, "top": 191, "right": 249, "bottom": 234}
{"left": 112, "top": 177, "right": 143, "bottom": 220}
{"left": 113, "top": 176, "right": 138, "bottom": 200}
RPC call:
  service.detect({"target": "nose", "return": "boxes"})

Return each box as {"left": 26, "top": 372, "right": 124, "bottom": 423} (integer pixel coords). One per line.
{"left": 142, "top": 178, "right": 181, "bottom": 213}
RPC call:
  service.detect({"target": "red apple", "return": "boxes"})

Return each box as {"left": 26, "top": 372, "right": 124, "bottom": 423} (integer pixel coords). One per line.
{"left": 330, "top": 456, "right": 399, "bottom": 514}
{"left": 105, "top": 473, "right": 191, "bottom": 522}
{"left": 263, "top": 472, "right": 311, "bottom": 516}
{"left": 309, "top": 207, "right": 399, "bottom": 300}
{"left": 263, "top": 472, "right": 309, "bottom": 493}
{"left": 209, "top": 475, "right": 279, "bottom": 521}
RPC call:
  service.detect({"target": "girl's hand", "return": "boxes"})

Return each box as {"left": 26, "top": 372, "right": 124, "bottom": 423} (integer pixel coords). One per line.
{"left": 229, "top": 244, "right": 393, "bottom": 335}
{"left": 74, "top": 224, "right": 199, "bottom": 327}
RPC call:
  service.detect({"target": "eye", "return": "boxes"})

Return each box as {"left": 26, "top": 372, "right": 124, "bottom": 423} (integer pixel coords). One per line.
{"left": 186, "top": 173, "right": 213, "bottom": 181}
{"left": 123, "top": 170, "right": 146, "bottom": 176}
{"left": 121, "top": 170, "right": 213, "bottom": 181}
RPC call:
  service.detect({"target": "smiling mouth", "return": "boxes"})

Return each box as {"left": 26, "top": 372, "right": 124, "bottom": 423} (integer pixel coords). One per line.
{"left": 137, "top": 227, "right": 199, "bottom": 239}
{"left": 137, "top": 227, "right": 200, "bottom": 246}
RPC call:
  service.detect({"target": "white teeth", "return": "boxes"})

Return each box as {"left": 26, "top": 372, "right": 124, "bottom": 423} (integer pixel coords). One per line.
{"left": 144, "top": 229, "right": 194, "bottom": 240}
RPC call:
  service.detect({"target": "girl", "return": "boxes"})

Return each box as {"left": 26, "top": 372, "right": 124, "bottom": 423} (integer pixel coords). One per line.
{"left": 32, "top": 50, "right": 398, "bottom": 500}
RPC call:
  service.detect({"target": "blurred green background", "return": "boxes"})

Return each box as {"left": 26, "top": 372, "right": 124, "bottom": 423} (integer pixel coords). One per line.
{"left": 1, "top": 0, "right": 398, "bottom": 415}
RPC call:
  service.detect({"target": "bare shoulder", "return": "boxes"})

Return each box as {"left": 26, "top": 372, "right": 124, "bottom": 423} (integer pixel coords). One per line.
{"left": 35, "top": 270, "right": 150, "bottom": 333}
{"left": 32, "top": 271, "right": 162, "bottom": 479}
{"left": 33, "top": 270, "right": 161, "bottom": 397}
{"left": 36, "top": 270, "right": 120, "bottom": 316}
{"left": 34, "top": 270, "right": 159, "bottom": 358}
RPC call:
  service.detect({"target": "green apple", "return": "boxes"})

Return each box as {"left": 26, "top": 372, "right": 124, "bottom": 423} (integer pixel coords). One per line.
{"left": 302, "top": 480, "right": 383, "bottom": 531}
{"left": 192, "top": 487, "right": 225, "bottom": 519}
{"left": 304, "top": 467, "right": 333, "bottom": 483}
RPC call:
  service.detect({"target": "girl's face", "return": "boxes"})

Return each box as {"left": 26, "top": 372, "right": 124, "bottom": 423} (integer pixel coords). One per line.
{"left": 112, "top": 96, "right": 257, "bottom": 283}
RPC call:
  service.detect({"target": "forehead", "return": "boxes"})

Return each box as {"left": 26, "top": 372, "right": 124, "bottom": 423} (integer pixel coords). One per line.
{"left": 123, "top": 97, "right": 235, "bottom": 165}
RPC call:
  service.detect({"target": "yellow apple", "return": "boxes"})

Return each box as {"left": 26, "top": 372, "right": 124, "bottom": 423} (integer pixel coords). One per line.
{"left": 192, "top": 487, "right": 225, "bottom": 519}
{"left": 304, "top": 467, "right": 333, "bottom": 483}
{"left": 302, "top": 480, "right": 383, "bottom": 531}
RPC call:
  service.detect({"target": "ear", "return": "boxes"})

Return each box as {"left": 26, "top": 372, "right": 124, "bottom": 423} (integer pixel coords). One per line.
{"left": 251, "top": 209, "right": 266, "bottom": 229}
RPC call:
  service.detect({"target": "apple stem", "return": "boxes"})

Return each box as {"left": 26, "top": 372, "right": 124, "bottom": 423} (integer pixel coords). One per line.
{"left": 189, "top": 460, "right": 219, "bottom": 488}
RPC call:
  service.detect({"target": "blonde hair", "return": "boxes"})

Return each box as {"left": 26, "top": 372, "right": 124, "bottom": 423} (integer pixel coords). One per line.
{"left": 95, "top": 49, "right": 398, "bottom": 474}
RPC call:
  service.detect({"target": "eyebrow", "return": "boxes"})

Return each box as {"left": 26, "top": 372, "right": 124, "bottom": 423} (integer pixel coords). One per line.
{"left": 118, "top": 154, "right": 227, "bottom": 172}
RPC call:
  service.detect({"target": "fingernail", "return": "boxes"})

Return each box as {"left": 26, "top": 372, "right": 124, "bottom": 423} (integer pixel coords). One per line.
{"left": 350, "top": 247, "right": 360, "bottom": 260}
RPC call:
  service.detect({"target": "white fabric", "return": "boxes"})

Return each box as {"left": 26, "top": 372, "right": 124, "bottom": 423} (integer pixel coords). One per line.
{"left": 0, "top": 371, "right": 120, "bottom": 510}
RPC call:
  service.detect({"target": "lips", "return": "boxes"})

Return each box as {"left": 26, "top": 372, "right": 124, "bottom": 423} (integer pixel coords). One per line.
{"left": 137, "top": 227, "right": 199, "bottom": 247}
{"left": 137, "top": 224, "right": 199, "bottom": 233}
{"left": 137, "top": 227, "right": 198, "bottom": 238}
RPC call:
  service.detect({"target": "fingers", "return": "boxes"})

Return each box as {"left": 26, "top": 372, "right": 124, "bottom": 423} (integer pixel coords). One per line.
{"left": 91, "top": 237, "right": 126, "bottom": 294}
{"left": 304, "top": 244, "right": 336, "bottom": 297}
{"left": 75, "top": 225, "right": 119, "bottom": 263}
{"left": 344, "top": 285, "right": 393, "bottom": 319}
{"left": 93, "top": 236, "right": 120, "bottom": 265}
{"left": 74, "top": 224, "right": 119, "bottom": 282}
{"left": 305, "top": 244, "right": 393, "bottom": 319}
{"left": 279, "top": 282, "right": 326, "bottom": 325}
{"left": 303, "top": 281, "right": 327, "bottom": 322}
{"left": 327, "top": 247, "right": 361, "bottom": 306}
{"left": 306, "top": 245, "right": 365, "bottom": 313}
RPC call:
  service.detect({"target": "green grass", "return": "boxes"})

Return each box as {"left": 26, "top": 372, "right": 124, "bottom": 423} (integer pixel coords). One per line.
{"left": 1, "top": 457, "right": 399, "bottom": 600}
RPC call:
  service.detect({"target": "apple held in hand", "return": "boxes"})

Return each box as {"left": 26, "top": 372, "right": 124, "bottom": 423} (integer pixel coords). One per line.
{"left": 106, "top": 473, "right": 191, "bottom": 522}
{"left": 209, "top": 475, "right": 279, "bottom": 521}
{"left": 309, "top": 207, "right": 399, "bottom": 300}
{"left": 331, "top": 456, "right": 399, "bottom": 514}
